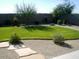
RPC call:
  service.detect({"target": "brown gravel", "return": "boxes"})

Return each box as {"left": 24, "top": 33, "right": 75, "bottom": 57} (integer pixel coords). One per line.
{"left": 0, "top": 40, "right": 79, "bottom": 59}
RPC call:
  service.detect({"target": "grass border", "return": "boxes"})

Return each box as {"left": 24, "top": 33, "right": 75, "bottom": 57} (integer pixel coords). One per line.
{"left": 0, "top": 37, "right": 79, "bottom": 42}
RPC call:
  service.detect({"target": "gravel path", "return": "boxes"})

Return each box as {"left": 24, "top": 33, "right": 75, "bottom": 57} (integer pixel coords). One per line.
{"left": 0, "top": 40, "right": 79, "bottom": 59}
{"left": 56, "top": 25, "right": 79, "bottom": 31}
{"left": 0, "top": 48, "right": 19, "bottom": 59}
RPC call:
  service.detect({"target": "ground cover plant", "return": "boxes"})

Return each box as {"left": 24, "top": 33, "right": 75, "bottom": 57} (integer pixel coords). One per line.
{"left": 9, "top": 33, "right": 23, "bottom": 45}
{"left": 0, "top": 26, "right": 79, "bottom": 42}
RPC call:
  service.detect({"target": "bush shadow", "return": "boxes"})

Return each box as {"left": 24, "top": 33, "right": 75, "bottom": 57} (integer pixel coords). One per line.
{"left": 55, "top": 42, "right": 73, "bottom": 49}
{"left": 13, "top": 41, "right": 24, "bottom": 48}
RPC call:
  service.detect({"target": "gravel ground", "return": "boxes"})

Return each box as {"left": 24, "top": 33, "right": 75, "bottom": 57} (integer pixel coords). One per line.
{"left": 0, "top": 48, "right": 19, "bottom": 59}
{"left": 56, "top": 25, "right": 79, "bottom": 31}
{"left": 0, "top": 40, "right": 79, "bottom": 59}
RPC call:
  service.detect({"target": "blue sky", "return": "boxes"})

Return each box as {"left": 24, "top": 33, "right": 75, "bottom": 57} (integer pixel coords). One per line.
{"left": 0, "top": 0, "right": 79, "bottom": 13}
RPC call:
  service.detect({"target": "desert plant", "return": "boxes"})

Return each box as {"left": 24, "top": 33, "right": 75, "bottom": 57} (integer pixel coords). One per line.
{"left": 9, "top": 33, "right": 22, "bottom": 45}
{"left": 53, "top": 33, "right": 65, "bottom": 43}
{"left": 16, "top": 3, "right": 37, "bottom": 25}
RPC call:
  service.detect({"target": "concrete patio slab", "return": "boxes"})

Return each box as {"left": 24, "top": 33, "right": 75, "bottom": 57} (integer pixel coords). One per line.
{"left": 20, "top": 54, "right": 45, "bottom": 59}
{"left": 14, "top": 48, "right": 37, "bottom": 57}
{"left": 0, "top": 42, "right": 9, "bottom": 48}
{"left": 52, "top": 50, "right": 79, "bottom": 59}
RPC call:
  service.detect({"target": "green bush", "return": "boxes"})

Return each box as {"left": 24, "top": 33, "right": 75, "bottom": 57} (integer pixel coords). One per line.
{"left": 12, "top": 17, "right": 20, "bottom": 27}
{"left": 57, "top": 20, "right": 61, "bottom": 25}
{"left": 9, "top": 33, "right": 22, "bottom": 45}
{"left": 53, "top": 33, "right": 65, "bottom": 43}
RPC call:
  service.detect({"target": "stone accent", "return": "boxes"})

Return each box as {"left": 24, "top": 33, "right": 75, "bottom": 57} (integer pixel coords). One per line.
{"left": 0, "top": 42, "right": 9, "bottom": 48}
{"left": 14, "top": 48, "right": 37, "bottom": 57}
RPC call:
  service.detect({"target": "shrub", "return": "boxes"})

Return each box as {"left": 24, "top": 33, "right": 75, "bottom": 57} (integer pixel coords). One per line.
{"left": 12, "top": 17, "right": 20, "bottom": 27}
{"left": 57, "top": 20, "right": 61, "bottom": 25}
{"left": 4, "top": 20, "right": 11, "bottom": 26}
{"left": 53, "top": 33, "right": 65, "bottom": 43}
{"left": 9, "top": 33, "right": 22, "bottom": 45}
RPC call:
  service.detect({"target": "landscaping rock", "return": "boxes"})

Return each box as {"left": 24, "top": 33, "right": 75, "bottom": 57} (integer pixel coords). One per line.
{"left": 0, "top": 42, "right": 9, "bottom": 48}
{"left": 8, "top": 45, "right": 17, "bottom": 50}
{"left": 14, "top": 48, "right": 37, "bottom": 57}
{"left": 8, "top": 44, "right": 26, "bottom": 50}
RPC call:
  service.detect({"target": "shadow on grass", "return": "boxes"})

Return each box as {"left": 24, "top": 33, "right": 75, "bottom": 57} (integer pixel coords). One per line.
{"left": 24, "top": 25, "right": 54, "bottom": 31}
{"left": 55, "top": 42, "right": 73, "bottom": 49}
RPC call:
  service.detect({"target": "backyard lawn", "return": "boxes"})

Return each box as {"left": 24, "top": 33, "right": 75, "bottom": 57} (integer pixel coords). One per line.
{"left": 0, "top": 26, "right": 79, "bottom": 41}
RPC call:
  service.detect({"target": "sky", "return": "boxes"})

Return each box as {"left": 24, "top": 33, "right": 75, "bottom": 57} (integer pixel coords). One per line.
{"left": 0, "top": 0, "right": 79, "bottom": 14}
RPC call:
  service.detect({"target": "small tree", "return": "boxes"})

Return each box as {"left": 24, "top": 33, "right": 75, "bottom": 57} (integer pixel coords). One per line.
{"left": 52, "top": 2, "right": 74, "bottom": 24}
{"left": 16, "top": 3, "right": 37, "bottom": 25}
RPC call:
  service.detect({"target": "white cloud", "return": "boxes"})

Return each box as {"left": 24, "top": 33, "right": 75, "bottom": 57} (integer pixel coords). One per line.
{"left": 0, "top": 5, "right": 16, "bottom": 13}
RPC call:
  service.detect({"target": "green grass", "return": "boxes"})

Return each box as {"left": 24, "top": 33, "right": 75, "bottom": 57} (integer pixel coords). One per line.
{"left": 0, "top": 26, "right": 79, "bottom": 41}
